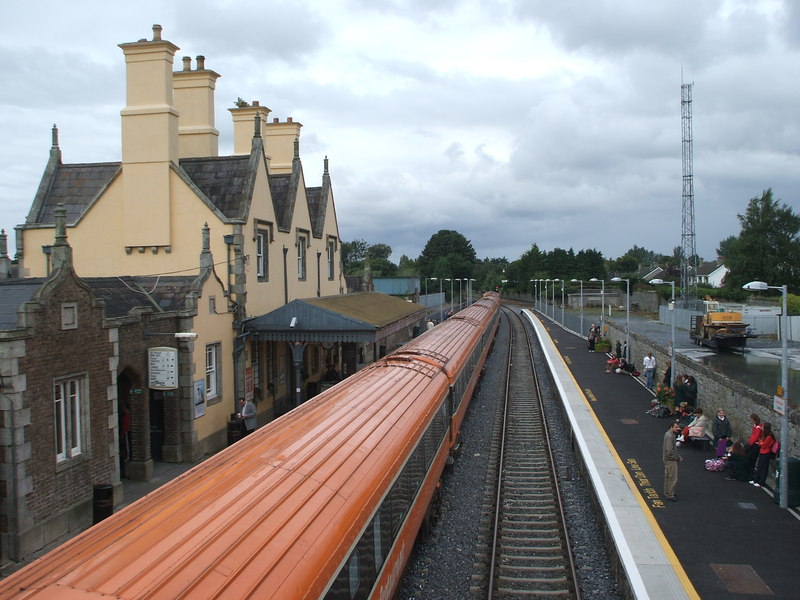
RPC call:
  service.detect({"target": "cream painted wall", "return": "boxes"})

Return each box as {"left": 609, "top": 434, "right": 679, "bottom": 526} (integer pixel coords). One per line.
{"left": 190, "top": 276, "right": 238, "bottom": 442}
{"left": 22, "top": 171, "right": 229, "bottom": 278}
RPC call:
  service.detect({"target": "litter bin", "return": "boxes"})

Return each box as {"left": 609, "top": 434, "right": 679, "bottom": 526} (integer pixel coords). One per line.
{"left": 774, "top": 457, "right": 800, "bottom": 507}
{"left": 93, "top": 484, "right": 114, "bottom": 524}
{"left": 228, "top": 418, "right": 243, "bottom": 446}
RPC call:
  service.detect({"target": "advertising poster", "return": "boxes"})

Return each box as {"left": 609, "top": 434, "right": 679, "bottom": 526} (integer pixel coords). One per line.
{"left": 194, "top": 379, "right": 206, "bottom": 418}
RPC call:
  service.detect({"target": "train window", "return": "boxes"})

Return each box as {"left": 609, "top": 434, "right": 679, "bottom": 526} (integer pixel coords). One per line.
{"left": 348, "top": 553, "right": 359, "bottom": 598}
{"left": 373, "top": 513, "right": 384, "bottom": 570}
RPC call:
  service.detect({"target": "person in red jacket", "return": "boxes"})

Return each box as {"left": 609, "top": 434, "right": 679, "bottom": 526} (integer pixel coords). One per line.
{"left": 744, "top": 413, "right": 763, "bottom": 476}
{"left": 751, "top": 422, "right": 775, "bottom": 488}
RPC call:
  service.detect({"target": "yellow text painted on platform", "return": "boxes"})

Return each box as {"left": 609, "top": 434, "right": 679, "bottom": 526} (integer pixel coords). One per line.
{"left": 626, "top": 458, "right": 665, "bottom": 508}
{"left": 584, "top": 389, "right": 597, "bottom": 402}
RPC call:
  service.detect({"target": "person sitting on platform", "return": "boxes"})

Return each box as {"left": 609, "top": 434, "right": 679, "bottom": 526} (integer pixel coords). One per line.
{"left": 677, "top": 407, "right": 709, "bottom": 446}
{"left": 723, "top": 442, "right": 750, "bottom": 481}
{"left": 674, "top": 402, "right": 694, "bottom": 428}
{"left": 605, "top": 356, "right": 621, "bottom": 373}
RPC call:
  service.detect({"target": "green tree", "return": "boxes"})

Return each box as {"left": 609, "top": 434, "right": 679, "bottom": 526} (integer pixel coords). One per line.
{"left": 366, "top": 257, "right": 398, "bottom": 277}
{"left": 340, "top": 239, "right": 368, "bottom": 274}
{"left": 417, "top": 230, "right": 478, "bottom": 279}
{"left": 724, "top": 189, "right": 800, "bottom": 293}
{"left": 574, "top": 249, "right": 605, "bottom": 280}
{"left": 366, "top": 244, "right": 392, "bottom": 260}
{"left": 397, "top": 255, "right": 417, "bottom": 276}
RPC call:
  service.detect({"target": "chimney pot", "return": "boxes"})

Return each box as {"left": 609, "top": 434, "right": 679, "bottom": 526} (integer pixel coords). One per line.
{"left": 182, "top": 56, "right": 191, "bottom": 71}
{"left": 196, "top": 55, "right": 205, "bottom": 70}
{"left": 273, "top": 118, "right": 279, "bottom": 123}
{"left": 287, "top": 117, "right": 293, "bottom": 123}
{"left": 253, "top": 100, "right": 259, "bottom": 107}
{"left": 152, "top": 24, "right": 163, "bottom": 41}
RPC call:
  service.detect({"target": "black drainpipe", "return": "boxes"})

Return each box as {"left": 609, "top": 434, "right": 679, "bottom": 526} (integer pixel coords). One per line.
{"left": 283, "top": 246, "right": 289, "bottom": 305}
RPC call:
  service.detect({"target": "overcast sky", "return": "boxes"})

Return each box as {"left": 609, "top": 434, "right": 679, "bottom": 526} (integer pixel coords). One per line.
{"left": 2, "top": 0, "right": 799, "bottom": 266}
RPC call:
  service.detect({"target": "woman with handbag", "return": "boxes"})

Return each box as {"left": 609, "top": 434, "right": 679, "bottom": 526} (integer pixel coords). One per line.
{"left": 678, "top": 407, "right": 709, "bottom": 446}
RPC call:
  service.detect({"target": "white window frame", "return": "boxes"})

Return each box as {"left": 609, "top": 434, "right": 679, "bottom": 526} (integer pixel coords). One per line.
{"left": 205, "top": 344, "right": 220, "bottom": 400}
{"left": 256, "top": 230, "right": 269, "bottom": 280}
{"left": 297, "top": 233, "right": 308, "bottom": 281}
{"left": 54, "top": 376, "right": 85, "bottom": 463}
{"left": 327, "top": 238, "right": 336, "bottom": 280}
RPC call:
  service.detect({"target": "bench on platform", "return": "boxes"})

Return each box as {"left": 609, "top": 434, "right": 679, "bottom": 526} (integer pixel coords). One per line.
{"left": 686, "top": 434, "right": 714, "bottom": 450}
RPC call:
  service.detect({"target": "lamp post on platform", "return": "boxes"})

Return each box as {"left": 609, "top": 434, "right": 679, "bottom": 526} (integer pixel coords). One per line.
{"left": 590, "top": 278, "right": 605, "bottom": 336}
{"left": 650, "top": 279, "right": 675, "bottom": 388}
{"left": 560, "top": 279, "right": 565, "bottom": 326}
{"left": 571, "top": 279, "right": 583, "bottom": 337}
{"left": 551, "top": 279, "right": 559, "bottom": 321}
{"left": 469, "top": 278, "right": 476, "bottom": 304}
{"left": 431, "top": 277, "right": 441, "bottom": 322}
{"left": 611, "top": 277, "right": 630, "bottom": 362}
{"left": 743, "top": 280, "right": 790, "bottom": 510}
{"left": 544, "top": 279, "right": 551, "bottom": 318}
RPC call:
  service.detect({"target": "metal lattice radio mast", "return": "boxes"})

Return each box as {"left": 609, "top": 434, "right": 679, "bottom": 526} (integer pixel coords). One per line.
{"left": 680, "top": 82, "right": 698, "bottom": 305}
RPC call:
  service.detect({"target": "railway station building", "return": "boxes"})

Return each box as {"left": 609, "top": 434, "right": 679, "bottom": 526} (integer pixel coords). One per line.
{"left": 0, "top": 25, "right": 375, "bottom": 565}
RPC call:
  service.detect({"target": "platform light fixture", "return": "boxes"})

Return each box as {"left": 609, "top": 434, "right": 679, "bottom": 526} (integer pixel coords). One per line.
{"left": 589, "top": 278, "right": 605, "bottom": 335}
{"left": 611, "top": 277, "right": 630, "bottom": 364}
{"left": 743, "top": 280, "right": 790, "bottom": 510}
{"left": 650, "top": 278, "right": 675, "bottom": 388}
{"left": 571, "top": 279, "right": 584, "bottom": 337}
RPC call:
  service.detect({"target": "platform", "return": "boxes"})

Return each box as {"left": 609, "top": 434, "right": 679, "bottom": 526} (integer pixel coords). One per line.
{"left": 524, "top": 309, "right": 800, "bottom": 600}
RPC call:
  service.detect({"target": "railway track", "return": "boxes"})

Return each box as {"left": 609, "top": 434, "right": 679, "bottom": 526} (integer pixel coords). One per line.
{"left": 473, "top": 306, "right": 580, "bottom": 599}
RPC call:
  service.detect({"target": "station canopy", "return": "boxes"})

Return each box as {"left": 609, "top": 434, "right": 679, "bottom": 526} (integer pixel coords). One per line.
{"left": 242, "top": 292, "right": 426, "bottom": 344}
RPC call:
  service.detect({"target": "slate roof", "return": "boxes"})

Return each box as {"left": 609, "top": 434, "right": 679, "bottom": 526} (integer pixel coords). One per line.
{"left": 306, "top": 186, "right": 325, "bottom": 238}
{"left": 0, "top": 279, "right": 45, "bottom": 329}
{"left": 25, "top": 140, "right": 332, "bottom": 240}
{"left": 243, "top": 292, "right": 426, "bottom": 343}
{"left": 83, "top": 276, "right": 197, "bottom": 318}
{"left": 269, "top": 174, "right": 293, "bottom": 231}
{"left": 0, "top": 275, "right": 197, "bottom": 330}
{"left": 30, "top": 162, "right": 120, "bottom": 224}
{"left": 696, "top": 261, "right": 723, "bottom": 276}
{"left": 179, "top": 156, "right": 252, "bottom": 219}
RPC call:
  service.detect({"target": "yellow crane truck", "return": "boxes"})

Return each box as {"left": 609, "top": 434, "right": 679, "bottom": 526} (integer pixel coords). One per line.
{"left": 690, "top": 301, "right": 756, "bottom": 351}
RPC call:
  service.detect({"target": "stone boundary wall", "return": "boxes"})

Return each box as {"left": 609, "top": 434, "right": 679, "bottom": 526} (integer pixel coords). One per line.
{"left": 604, "top": 318, "right": 798, "bottom": 460}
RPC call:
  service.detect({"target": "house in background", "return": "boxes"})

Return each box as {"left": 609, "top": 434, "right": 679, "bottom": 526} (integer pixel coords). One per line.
{"left": 693, "top": 261, "right": 729, "bottom": 288}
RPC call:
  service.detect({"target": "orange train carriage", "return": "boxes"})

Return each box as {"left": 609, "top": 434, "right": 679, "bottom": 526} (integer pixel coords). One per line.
{"left": 0, "top": 293, "right": 500, "bottom": 600}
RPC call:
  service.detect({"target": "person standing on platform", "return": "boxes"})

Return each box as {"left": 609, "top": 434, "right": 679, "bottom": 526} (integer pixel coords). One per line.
{"left": 426, "top": 318, "right": 435, "bottom": 330}
{"left": 239, "top": 397, "right": 256, "bottom": 436}
{"left": 751, "top": 422, "right": 776, "bottom": 488}
{"left": 712, "top": 408, "right": 733, "bottom": 456}
{"left": 663, "top": 421, "right": 682, "bottom": 502}
{"left": 643, "top": 352, "right": 657, "bottom": 390}
{"left": 744, "top": 413, "right": 763, "bottom": 476}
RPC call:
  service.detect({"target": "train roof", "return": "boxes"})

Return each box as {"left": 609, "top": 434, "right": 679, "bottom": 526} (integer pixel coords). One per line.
{"left": 1, "top": 361, "right": 450, "bottom": 600}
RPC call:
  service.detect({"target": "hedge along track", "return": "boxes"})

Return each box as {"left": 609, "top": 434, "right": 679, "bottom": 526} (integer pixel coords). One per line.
{"left": 473, "top": 306, "right": 581, "bottom": 599}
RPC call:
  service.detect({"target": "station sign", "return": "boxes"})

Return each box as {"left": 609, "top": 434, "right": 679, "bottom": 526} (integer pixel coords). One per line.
{"left": 148, "top": 346, "right": 178, "bottom": 390}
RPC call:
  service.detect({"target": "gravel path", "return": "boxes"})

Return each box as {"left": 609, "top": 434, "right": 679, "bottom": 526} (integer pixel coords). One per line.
{"left": 397, "top": 310, "right": 622, "bottom": 600}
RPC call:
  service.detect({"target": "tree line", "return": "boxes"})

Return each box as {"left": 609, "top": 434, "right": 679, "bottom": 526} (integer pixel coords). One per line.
{"left": 341, "top": 189, "right": 800, "bottom": 306}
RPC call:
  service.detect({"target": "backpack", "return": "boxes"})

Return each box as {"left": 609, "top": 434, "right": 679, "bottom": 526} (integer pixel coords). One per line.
{"left": 771, "top": 438, "right": 780, "bottom": 457}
